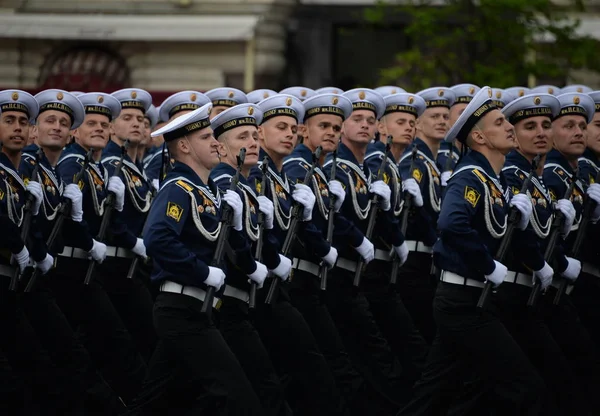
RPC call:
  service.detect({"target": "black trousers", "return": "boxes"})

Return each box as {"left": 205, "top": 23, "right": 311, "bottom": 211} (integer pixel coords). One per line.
{"left": 255, "top": 278, "right": 348, "bottom": 416}
{"left": 288, "top": 268, "right": 400, "bottom": 416}
{"left": 569, "top": 270, "right": 600, "bottom": 350}
{"left": 399, "top": 282, "right": 546, "bottom": 416}
{"left": 51, "top": 258, "right": 148, "bottom": 404}
{"left": 395, "top": 251, "right": 438, "bottom": 344}
{"left": 134, "top": 292, "right": 263, "bottom": 416}
{"left": 325, "top": 267, "right": 412, "bottom": 408}
{"left": 217, "top": 296, "right": 292, "bottom": 416}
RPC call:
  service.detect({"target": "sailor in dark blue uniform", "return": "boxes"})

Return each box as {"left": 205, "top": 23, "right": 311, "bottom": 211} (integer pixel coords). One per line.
{"left": 53, "top": 92, "right": 148, "bottom": 408}
{"left": 400, "top": 87, "right": 547, "bottom": 415}
{"left": 396, "top": 87, "right": 455, "bottom": 343}
{"left": 205, "top": 87, "right": 248, "bottom": 119}
{"left": 135, "top": 102, "right": 263, "bottom": 415}
{"left": 248, "top": 94, "right": 349, "bottom": 416}
{"left": 137, "top": 104, "right": 158, "bottom": 172}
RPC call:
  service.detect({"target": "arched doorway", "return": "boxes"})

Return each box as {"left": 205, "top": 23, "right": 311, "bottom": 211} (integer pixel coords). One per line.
{"left": 38, "top": 46, "right": 130, "bottom": 92}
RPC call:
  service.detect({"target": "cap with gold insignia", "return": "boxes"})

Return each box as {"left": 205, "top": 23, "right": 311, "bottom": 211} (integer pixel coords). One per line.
{"left": 257, "top": 94, "right": 305, "bottom": 124}
{"left": 279, "top": 87, "right": 316, "bottom": 102}
{"left": 530, "top": 85, "right": 561, "bottom": 96}
{"left": 342, "top": 88, "right": 385, "bottom": 119}
{"left": 490, "top": 88, "right": 511, "bottom": 108}
{"left": 151, "top": 102, "right": 212, "bottom": 142}
{"left": 504, "top": 87, "right": 530, "bottom": 101}
{"left": 111, "top": 88, "right": 152, "bottom": 114}
{"left": 555, "top": 92, "right": 595, "bottom": 124}
{"left": 501, "top": 93, "right": 560, "bottom": 126}
{"left": 374, "top": 86, "right": 407, "bottom": 97}
{"left": 247, "top": 89, "right": 278, "bottom": 104}
{"left": 205, "top": 87, "right": 248, "bottom": 109}
{"left": 315, "top": 87, "right": 344, "bottom": 95}
{"left": 450, "top": 84, "right": 480, "bottom": 105}
{"left": 35, "top": 89, "right": 85, "bottom": 129}
{"left": 302, "top": 93, "right": 353, "bottom": 122}
{"left": 210, "top": 103, "right": 263, "bottom": 139}
{"left": 417, "top": 87, "right": 455, "bottom": 109}
{"left": 560, "top": 85, "right": 592, "bottom": 94}
{"left": 587, "top": 91, "right": 600, "bottom": 113}
{"left": 382, "top": 93, "right": 426, "bottom": 118}
{"left": 70, "top": 91, "right": 85, "bottom": 97}
{"left": 77, "top": 92, "right": 121, "bottom": 121}
{"left": 445, "top": 86, "right": 498, "bottom": 144}
{"left": 0, "top": 90, "right": 39, "bottom": 122}
{"left": 159, "top": 90, "right": 210, "bottom": 122}
{"left": 145, "top": 104, "right": 159, "bottom": 129}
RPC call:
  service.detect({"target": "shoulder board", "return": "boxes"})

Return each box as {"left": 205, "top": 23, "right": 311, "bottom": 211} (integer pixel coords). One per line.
{"left": 283, "top": 157, "right": 311, "bottom": 170}
{"left": 212, "top": 173, "right": 233, "bottom": 184}
{"left": 365, "top": 150, "right": 385, "bottom": 161}
{"left": 176, "top": 179, "right": 194, "bottom": 192}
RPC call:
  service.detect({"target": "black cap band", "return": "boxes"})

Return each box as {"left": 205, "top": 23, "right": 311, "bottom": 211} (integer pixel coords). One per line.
{"left": 163, "top": 118, "right": 211, "bottom": 142}
{"left": 262, "top": 107, "right": 298, "bottom": 123}
{"left": 556, "top": 105, "right": 587, "bottom": 119}
{"left": 508, "top": 106, "right": 553, "bottom": 125}
{"left": 458, "top": 99, "right": 496, "bottom": 142}
{"left": 169, "top": 103, "right": 200, "bottom": 119}
{"left": 304, "top": 106, "right": 345, "bottom": 120}
{"left": 39, "top": 102, "right": 74, "bottom": 122}
{"left": 84, "top": 105, "right": 112, "bottom": 118}
{"left": 383, "top": 104, "right": 418, "bottom": 117}
{"left": 120, "top": 100, "right": 146, "bottom": 113}
{"left": 1, "top": 103, "right": 29, "bottom": 116}
{"left": 213, "top": 117, "right": 258, "bottom": 138}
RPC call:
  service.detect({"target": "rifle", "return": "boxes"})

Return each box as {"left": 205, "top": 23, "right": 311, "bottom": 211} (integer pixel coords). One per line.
{"left": 553, "top": 170, "right": 600, "bottom": 305}
{"left": 319, "top": 142, "right": 339, "bottom": 294}
{"left": 264, "top": 146, "right": 322, "bottom": 305}
{"left": 10, "top": 148, "right": 44, "bottom": 291}
{"left": 390, "top": 142, "right": 417, "bottom": 286}
{"left": 477, "top": 154, "right": 541, "bottom": 309}
{"left": 353, "top": 136, "right": 393, "bottom": 288}
{"left": 24, "top": 147, "right": 94, "bottom": 293}
{"left": 83, "top": 140, "right": 129, "bottom": 286}
{"left": 249, "top": 156, "right": 269, "bottom": 310}
{"left": 527, "top": 166, "right": 577, "bottom": 307}
{"left": 201, "top": 148, "right": 246, "bottom": 316}
{"left": 126, "top": 186, "right": 157, "bottom": 280}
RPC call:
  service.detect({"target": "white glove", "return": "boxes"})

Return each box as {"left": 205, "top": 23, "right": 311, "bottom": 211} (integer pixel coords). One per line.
{"left": 131, "top": 238, "right": 147, "bottom": 259}
{"left": 88, "top": 239, "right": 107, "bottom": 264}
{"left": 354, "top": 237, "right": 375, "bottom": 264}
{"left": 36, "top": 253, "right": 54, "bottom": 275}
{"left": 248, "top": 261, "right": 268, "bottom": 288}
{"left": 26, "top": 181, "right": 43, "bottom": 216}
{"left": 533, "top": 262, "right": 553, "bottom": 291}
{"left": 393, "top": 242, "right": 409, "bottom": 266}
{"left": 63, "top": 183, "right": 84, "bottom": 222}
{"left": 402, "top": 178, "right": 424, "bottom": 207}
{"left": 205, "top": 266, "right": 226, "bottom": 291}
{"left": 510, "top": 193, "right": 532, "bottom": 231}
{"left": 561, "top": 257, "right": 581, "bottom": 281}
{"left": 12, "top": 246, "right": 30, "bottom": 273}
{"left": 271, "top": 254, "right": 292, "bottom": 281}
{"left": 555, "top": 199, "right": 575, "bottom": 237}
{"left": 108, "top": 176, "right": 126, "bottom": 212}
{"left": 152, "top": 179, "right": 160, "bottom": 192}
{"left": 587, "top": 183, "right": 600, "bottom": 222}
{"left": 441, "top": 171, "right": 452, "bottom": 187}
{"left": 328, "top": 180, "right": 346, "bottom": 212}
{"left": 485, "top": 260, "right": 508, "bottom": 287}
{"left": 292, "top": 183, "right": 316, "bottom": 222}
{"left": 257, "top": 196, "right": 274, "bottom": 230}
{"left": 322, "top": 246, "right": 338, "bottom": 269}
{"left": 223, "top": 190, "right": 244, "bottom": 231}
{"left": 369, "top": 180, "right": 391, "bottom": 211}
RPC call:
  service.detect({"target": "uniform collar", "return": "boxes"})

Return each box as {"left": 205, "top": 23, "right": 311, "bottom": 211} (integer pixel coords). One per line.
{"left": 288, "top": 143, "right": 314, "bottom": 163}
{"left": 546, "top": 149, "right": 577, "bottom": 176}
{"left": 505, "top": 150, "right": 533, "bottom": 172}
{"left": 211, "top": 162, "right": 250, "bottom": 186}
{"left": 337, "top": 141, "right": 361, "bottom": 165}
{"left": 461, "top": 149, "right": 500, "bottom": 180}
{"left": 259, "top": 148, "right": 284, "bottom": 177}
{"left": 412, "top": 137, "right": 436, "bottom": 161}
{"left": 0, "top": 152, "right": 19, "bottom": 172}
{"left": 582, "top": 147, "right": 599, "bottom": 165}
{"left": 104, "top": 140, "right": 133, "bottom": 164}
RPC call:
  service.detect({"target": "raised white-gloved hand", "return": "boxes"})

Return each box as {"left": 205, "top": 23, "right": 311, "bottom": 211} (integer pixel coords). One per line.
{"left": 510, "top": 193, "right": 532, "bottom": 231}
{"left": 223, "top": 190, "right": 244, "bottom": 231}
{"left": 257, "top": 195, "right": 274, "bottom": 230}
{"left": 88, "top": 239, "right": 107, "bottom": 264}
{"left": 36, "top": 253, "right": 54, "bottom": 275}
{"left": 205, "top": 266, "right": 226, "bottom": 290}
{"left": 152, "top": 179, "right": 160, "bottom": 192}
{"left": 108, "top": 176, "right": 126, "bottom": 212}
{"left": 587, "top": 183, "right": 600, "bottom": 222}
{"left": 555, "top": 199, "right": 575, "bottom": 237}
{"left": 292, "top": 183, "right": 316, "bottom": 222}
{"left": 322, "top": 246, "right": 338, "bottom": 269}
{"left": 561, "top": 256, "right": 581, "bottom": 281}
{"left": 248, "top": 261, "right": 268, "bottom": 288}
{"left": 132, "top": 238, "right": 147, "bottom": 259}
{"left": 441, "top": 171, "right": 452, "bottom": 187}
{"left": 26, "top": 181, "right": 43, "bottom": 216}
{"left": 533, "top": 261, "right": 553, "bottom": 291}
{"left": 354, "top": 237, "right": 375, "bottom": 264}
{"left": 12, "top": 246, "right": 30, "bottom": 273}
{"left": 402, "top": 178, "right": 424, "bottom": 207}
{"left": 369, "top": 180, "right": 391, "bottom": 211}
{"left": 485, "top": 260, "right": 508, "bottom": 287}
{"left": 63, "top": 183, "right": 83, "bottom": 222}
{"left": 271, "top": 254, "right": 292, "bottom": 281}
{"left": 328, "top": 180, "right": 346, "bottom": 212}
{"left": 393, "top": 242, "right": 409, "bottom": 266}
